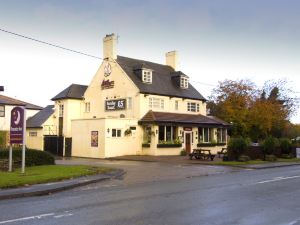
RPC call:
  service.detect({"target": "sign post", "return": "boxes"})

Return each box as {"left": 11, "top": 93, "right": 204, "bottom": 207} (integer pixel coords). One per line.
{"left": 10, "top": 106, "right": 26, "bottom": 173}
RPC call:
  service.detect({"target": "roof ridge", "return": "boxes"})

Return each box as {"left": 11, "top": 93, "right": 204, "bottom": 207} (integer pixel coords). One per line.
{"left": 117, "top": 55, "right": 174, "bottom": 70}
{"left": 0, "top": 94, "right": 42, "bottom": 108}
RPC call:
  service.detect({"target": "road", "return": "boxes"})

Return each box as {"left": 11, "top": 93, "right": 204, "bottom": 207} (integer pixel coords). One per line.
{"left": 1, "top": 162, "right": 300, "bottom": 225}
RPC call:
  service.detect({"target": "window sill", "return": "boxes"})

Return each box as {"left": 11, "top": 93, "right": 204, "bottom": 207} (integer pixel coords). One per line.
{"left": 142, "top": 143, "right": 150, "bottom": 148}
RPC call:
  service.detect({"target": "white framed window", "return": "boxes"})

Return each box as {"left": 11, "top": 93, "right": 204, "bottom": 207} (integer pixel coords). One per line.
{"left": 180, "top": 76, "right": 189, "bottom": 89}
{"left": 85, "top": 102, "right": 90, "bottom": 113}
{"left": 149, "top": 97, "right": 164, "bottom": 109}
{"left": 175, "top": 100, "right": 179, "bottom": 110}
{"left": 127, "top": 97, "right": 132, "bottom": 109}
{"left": 59, "top": 104, "right": 64, "bottom": 117}
{"left": 0, "top": 105, "right": 4, "bottom": 117}
{"left": 142, "top": 70, "right": 152, "bottom": 83}
{"left": 198, "top": 127, "right": 210, "bottom": 143}
{"left": 112, "top": 128, "right": 122, "bottom": 137}
{"left": 158, "top": 125, "right": 177, "bottom": 142}
{"left": 187, "top": 102, "right": 199, "bottom": 112}
{"left": 217, "top": 128, "right": 227, "bottom": 143}
{"left": 29, "top": 131, "right": 37, "bottom": 137}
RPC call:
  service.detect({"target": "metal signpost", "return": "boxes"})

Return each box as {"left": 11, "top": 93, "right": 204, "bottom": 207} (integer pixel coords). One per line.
{"left": 9, "top": 106, "right": 26, "bottom": 173}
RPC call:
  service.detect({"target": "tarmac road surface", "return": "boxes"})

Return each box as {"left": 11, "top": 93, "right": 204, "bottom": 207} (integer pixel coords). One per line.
{"left": 1, "top": 160, "right": 300, "bottom": 225}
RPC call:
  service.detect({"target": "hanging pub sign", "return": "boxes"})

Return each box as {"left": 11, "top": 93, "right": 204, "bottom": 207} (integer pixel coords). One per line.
{"left": 10, "top": 106, "right": 25, "bottom": 144}
{"left": 105, "top": 99, "right": 126, "bottom": 111}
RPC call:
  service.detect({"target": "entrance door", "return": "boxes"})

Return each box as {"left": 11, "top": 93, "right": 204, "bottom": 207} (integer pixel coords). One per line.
{"left": 185, "top": 133, "right": 191, "bottom": 153}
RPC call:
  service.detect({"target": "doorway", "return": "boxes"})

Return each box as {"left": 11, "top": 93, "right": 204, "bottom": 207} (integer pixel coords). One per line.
{"left": 185, "top": 132, "right": 192, "bottom": 153}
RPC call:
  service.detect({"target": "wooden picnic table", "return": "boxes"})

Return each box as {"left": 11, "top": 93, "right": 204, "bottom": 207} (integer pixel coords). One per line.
{"left": 189, "top": 149, "right": 216, "bottom": 161}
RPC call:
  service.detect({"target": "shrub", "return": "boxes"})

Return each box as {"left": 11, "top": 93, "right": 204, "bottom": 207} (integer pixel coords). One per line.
{"left": 227, "top": 137, "right": 249, "bottom": 160}
{"left": 0, "top": 131, "right": 7, "bottom": 148}
{"left": 238, "top": 155, "right": 250, "bottom": 162}
{"left": 262, "top": 136, "right": 278, "bottom": 156}
{"left": 279, "top": 138, "right": 292, "bottom": 155}
{"left": 0, "top": 149, "right": 55, "bottom": 167}
{"left": 265, "top": 154, "right": 277, "bottom": 162}
{"left": 180, "top": 150, "right": 187, "bottom": 156}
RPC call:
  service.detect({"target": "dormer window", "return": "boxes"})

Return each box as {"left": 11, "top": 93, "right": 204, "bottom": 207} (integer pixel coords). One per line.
{"left": 142, "top": 70, "right": 152, "bottom": 83}
{"left": 180, "top": 76, "right": 189, "bottom": 89}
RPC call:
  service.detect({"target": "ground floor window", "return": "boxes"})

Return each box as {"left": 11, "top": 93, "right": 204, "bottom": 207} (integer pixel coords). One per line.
{"left": 198, "top": 127, "right": 212, "bottom": 143}
{"left": 112, "top": 129, "right": 121, "bottom": 137}
{"left": 143, "top": 126, "right": 152, "bottom": 143}
{"left": 217, "top": 128, "right": 227, "bottom": 143}
{"left": 0, "top": 105, "right": 4, "bottom": 117}
{"left": 158, "top": 125, "right": 177, "bottom": 143}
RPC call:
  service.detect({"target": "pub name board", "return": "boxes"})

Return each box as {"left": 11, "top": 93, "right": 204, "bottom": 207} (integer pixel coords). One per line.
{"left": 105, "top": 99, "right": 126, "bottom": 111}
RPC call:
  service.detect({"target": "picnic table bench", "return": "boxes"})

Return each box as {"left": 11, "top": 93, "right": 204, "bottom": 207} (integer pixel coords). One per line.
{"left": 217, "top": 147, "right": 227, "bottom": 158}
{"left": 189, "top": 149, "right": 215, "bottom": 161}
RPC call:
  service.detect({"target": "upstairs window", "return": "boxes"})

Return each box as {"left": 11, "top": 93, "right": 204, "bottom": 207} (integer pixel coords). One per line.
{"left": 59, "top": 104, "right": 64, "bottom": 117}
{"left": 149, "top": 97, "right": 164, "bottom": 110}
{"left": 127, "top": 97, "right": 132, "bottom": 109}
{"left": 0, "top": 105, "right": 4, "bottom": 117}
{"left": 85, "top": 102, "right": 90, "bottom": 113}
{"left": 142, "top": 70, "right": 152, "bottom": 83}
{"left": 187, "top": 102, "right": 199, "bottom": 112}
{"left": 175, "top": 100, "right": 179, "bottom": 110}
{"left": 180, "top": 76, "right": 189, "bottom": 89}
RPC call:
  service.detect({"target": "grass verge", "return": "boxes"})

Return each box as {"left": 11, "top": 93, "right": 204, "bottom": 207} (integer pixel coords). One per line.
{"left": 214, "top": 158, "right": 300, "bottom": 166}
{"left": 0, "top": 165, "right": 113, "bottom": 189}
{"left": 214, "top": 160, "right": 268, "bottom": 166}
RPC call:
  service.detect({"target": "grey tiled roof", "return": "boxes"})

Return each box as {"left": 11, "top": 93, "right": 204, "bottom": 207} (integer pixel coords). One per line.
{"left": 116, "top": 56, "right": 206, "bottom": 101}
{"left": 0, "top": 95, "right": 43, "bottom": 110}
{"left": 27, "top": 105, "right": 54, "bottom": 128}
{"left": 51, "top": 84, "right": 87, "bottom": 101}
{"left": 139, "top": 111, "right": 230, "bottom": 127}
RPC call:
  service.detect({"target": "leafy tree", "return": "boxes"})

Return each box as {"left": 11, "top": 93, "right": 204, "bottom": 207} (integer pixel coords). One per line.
{"left": 208, "top": 79, "right": 257, "bottom": 137}
{"left": 208, "top": 78, "right": 298, "bottom": 140}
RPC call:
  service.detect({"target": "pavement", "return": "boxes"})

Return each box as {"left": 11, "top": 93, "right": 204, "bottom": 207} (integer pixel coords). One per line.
{"left": 1, "top": 155, "right": 300, "bottom": 201}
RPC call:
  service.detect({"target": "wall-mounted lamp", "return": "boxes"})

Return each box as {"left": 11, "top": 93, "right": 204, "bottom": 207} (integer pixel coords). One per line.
{"left": 107, "top": 128, "right": 110, "bottom": 133}
{"left": 156, "top": 129, "right": 158, "bottom": 134}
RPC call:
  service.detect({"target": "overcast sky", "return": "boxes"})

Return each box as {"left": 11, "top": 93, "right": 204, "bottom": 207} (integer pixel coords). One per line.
{"left": 0, "top": 0, "right": 299, "bottom": 122}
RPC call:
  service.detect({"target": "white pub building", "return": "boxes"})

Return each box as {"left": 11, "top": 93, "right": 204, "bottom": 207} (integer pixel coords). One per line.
{"left": 26, "top": 34, "right": 230, "bottom": 158}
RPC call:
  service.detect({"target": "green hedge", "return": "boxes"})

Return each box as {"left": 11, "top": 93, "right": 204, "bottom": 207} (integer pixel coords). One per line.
{"left": 157, "top": 144, "right": 182, "bottom": 148}
{"left": 0, "top": 131, "right": 8, "bottom": 148}
{"left": 0, "top": 149, "right": 55, "bottom": 167}
{"left": 197, "top": 143, "right": 226, "bottom": 147}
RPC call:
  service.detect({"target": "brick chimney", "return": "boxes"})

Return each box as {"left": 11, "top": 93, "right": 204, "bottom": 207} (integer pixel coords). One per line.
{"left": 103, "top": 33, "right": 117, "bottom": 60}
{"left": 166, "top": 51, "right": 178, "bottom": 71}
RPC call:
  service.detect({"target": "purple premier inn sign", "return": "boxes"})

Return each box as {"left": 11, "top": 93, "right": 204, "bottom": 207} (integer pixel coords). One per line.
{"left": 10, "top": 106, "right": 25, "bottom": 144}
